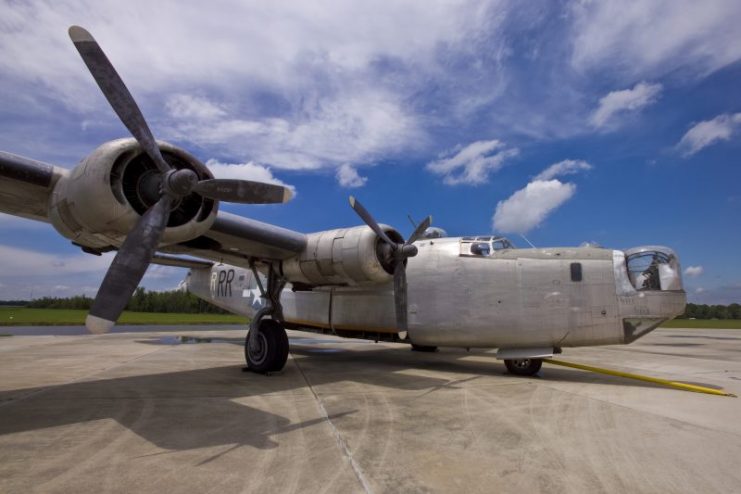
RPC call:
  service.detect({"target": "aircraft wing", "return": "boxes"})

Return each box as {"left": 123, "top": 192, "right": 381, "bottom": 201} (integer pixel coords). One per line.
{"left": 0, "top": 151, "right": 306, "bottom": 264}
{"left": 0, "top": 151, "right": 67, "bottom": 222}
{"left": 162, "top": 211, "right": 307, "bottom": 264}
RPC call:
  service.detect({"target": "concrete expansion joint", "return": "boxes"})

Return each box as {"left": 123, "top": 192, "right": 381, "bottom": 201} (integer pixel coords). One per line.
{"left": 292, "top": 355, "right": 373, "bottom": 494}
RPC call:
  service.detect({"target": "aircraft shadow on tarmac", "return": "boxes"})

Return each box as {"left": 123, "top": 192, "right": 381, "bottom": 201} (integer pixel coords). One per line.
{"left": 0, "top": 335, "right": 695, "bottom": 453}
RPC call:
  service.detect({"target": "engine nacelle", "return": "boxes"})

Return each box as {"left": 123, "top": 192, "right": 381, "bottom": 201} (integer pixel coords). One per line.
{"left": 281, "top": 225, "right": 402, "bottom": 286}
{"left": 49, "top": 138, "right": 217, "bottom": 250}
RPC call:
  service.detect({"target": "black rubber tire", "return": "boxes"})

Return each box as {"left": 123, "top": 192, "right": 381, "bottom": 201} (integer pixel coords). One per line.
{"left": 245, "top": 319, "right": 289, "bottom": 373}
{"left": 411, "top": 344, "right": 438, "bottom": 352}
{"left": 504, "top": 358, "right": 542, "bottom": 376}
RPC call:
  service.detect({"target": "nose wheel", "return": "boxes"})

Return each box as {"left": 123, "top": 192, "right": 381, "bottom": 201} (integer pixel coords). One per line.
{"left": 504, "top": 358, "right": 543, "bottom": 376}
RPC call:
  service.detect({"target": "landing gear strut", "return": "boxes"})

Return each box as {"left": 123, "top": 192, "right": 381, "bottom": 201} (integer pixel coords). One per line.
{"left": 245, "top": 263, "right": 289, "bottom": 373}
{"left": 504, "top": 358, "right": 542, "bottom": 376}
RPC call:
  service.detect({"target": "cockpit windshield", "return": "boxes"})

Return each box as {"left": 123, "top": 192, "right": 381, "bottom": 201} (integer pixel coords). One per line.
{"left": 460, "top": 236, "right": 515, "bottom": 257}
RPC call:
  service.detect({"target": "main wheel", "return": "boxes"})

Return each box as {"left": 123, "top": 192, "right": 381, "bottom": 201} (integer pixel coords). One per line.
{"left": 245, "top": 319, "right": 289, "bottom": 373}
{"left": 504, "top": 358, "right": 542, "bottom": 376}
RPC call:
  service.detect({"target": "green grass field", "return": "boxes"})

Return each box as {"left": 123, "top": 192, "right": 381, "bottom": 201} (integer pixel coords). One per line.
{"left": 0, "top": 307, "right": 247, "bottom": 326}
{"left": 659, "top": 319, "right": 741, "bottom": 329}
{"left": 1, "top": 307, "right": 739, "bottom": 328}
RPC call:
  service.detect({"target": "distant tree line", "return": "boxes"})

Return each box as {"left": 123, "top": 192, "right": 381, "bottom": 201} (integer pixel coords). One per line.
{"left": 21, "top": 288, "right": 228, "bottom": 314}
{"left": 4, "top": 295, "right": 739, "bottom": 319}
{"left": 27, "top": 295, "right": 93, "bottom": 310}
{"left": 679, "top": 303, "right": 741, "bottom": 320}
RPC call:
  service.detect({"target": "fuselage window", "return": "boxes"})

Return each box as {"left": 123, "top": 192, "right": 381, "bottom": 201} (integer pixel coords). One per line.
{"left": 570, "top": 262, "right": 582, "bottom": 282}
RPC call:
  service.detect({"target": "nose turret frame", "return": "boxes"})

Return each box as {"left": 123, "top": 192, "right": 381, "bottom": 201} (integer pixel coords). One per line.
{"left": 614, "top": 247, "right": 686, "bottom": 343}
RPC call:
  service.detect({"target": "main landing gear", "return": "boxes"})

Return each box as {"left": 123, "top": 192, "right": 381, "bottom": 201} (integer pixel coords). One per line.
{"left": 504, "top": 358, "right": 543, "bottom": 376}
{"left": 245, "top": 263, "right": 289, "bottom": 374}
{"left": 245, "top": 319, "right": 289, "bottom": 373}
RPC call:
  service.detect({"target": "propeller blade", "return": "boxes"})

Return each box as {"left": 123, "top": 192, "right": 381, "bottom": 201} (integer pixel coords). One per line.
{"left": 393, "top": 261, "right": 408, "bottom": 331}
{"left": 86, "top": 196, "right": 172, "bottom": 334}
{"left": 193, "top": 179, "right": 293, "bottom": 204}
{"left": 68, "top": 26, "right": 170, "bottom": 174}
{"left": 349, "top": 196, "right": 396, "bottom": 247}
{"left": 407, "top": 215, "right": 432, "bottom": 245}
{"left": 346, "top": 197, "right": 429, "bottom": 331}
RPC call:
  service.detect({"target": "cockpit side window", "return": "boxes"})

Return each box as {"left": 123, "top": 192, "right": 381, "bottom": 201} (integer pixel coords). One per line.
{"left": 460, "top": 236, "right": 516, "bottom": 257}
{"left": 470, "top": 242, "right": 491, "bottom": 256}
{"left": 570, "top": 262, "right": 582, "bottom": 282}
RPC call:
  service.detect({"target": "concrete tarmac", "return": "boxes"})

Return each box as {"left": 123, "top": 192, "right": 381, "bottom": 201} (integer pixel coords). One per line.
{"left": 0, "top": 327, "right": 739, "bottom": 493}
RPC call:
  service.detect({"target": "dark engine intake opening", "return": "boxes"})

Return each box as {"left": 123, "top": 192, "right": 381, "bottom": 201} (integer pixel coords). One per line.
{"left": 110, "top": 150, "right": 214, "bottom": 228}
{"left": 376, "top": 229, "right": 405, "bottom": 274}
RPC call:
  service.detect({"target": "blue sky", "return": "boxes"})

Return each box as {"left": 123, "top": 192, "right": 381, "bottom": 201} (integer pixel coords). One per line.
{"left": 0, "top": 1, "right": 740, "bottom": 303}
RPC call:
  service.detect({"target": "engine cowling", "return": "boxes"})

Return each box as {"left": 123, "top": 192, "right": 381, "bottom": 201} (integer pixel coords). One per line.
{"left": 281, "top": 225, "right": 402, "bottom": 286}
{"left": 49, "top": 138, "right": 217, "bottom": 250}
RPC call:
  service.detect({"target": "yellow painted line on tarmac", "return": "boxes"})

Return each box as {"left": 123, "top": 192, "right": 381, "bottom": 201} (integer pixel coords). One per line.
{"left": 544, "top": 358, "right": 737, "bottom": 397}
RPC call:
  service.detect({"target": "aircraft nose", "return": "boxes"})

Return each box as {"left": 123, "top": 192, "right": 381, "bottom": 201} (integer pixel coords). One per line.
{"left": 616, "top": 246, "right": 687, "bottom": 343}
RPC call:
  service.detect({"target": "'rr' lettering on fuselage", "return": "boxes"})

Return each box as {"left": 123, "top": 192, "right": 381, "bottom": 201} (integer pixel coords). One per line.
{"left": 210, "top": 269, "right": 235, "bottom": 298}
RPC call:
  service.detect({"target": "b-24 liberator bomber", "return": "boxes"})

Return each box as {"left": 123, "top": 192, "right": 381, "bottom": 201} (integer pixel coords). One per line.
{"left": 0, "top": 26, "right": 686, "bottom": 375}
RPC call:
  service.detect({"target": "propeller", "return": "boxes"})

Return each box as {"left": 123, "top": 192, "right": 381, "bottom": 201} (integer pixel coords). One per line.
{"left": 68, "top": 26, "right": 293, "bottom": 333}
{"left": 348, "top": 196, "right": 431, "bottom": 331}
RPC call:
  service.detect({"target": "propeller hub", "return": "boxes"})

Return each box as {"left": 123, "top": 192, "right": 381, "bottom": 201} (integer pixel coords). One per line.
{"left": 165, "top": 168, "right": 198, "bottom": 197}
{"left": 400, "top": 244, "right": 419, "bottom": 258}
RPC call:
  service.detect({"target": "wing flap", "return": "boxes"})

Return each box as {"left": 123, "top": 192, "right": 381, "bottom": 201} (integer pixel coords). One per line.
{"left": 151, "top": 254, "right": 213, "bottom": 269}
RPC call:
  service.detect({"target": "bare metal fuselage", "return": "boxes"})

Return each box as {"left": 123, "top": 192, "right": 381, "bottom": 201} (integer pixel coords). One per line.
{"left": 187, "top": 237, "right": 686, "bottom": 351}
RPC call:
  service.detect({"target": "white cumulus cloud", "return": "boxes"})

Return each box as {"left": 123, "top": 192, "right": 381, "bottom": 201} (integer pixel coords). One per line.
{"left": 590, "top": 82, "right": 662, "bottom": 129}
{"left": 493, "top": 159, "right": 593, "bottom": 234}
{"left": 534, "top": 159, "right": 592, "bottom": 181}
{"left": 684, "top": 266, "right": 704, "bottom": 278}
{"left": 571, "top": 0, "right": 741, "bottom": 78}
{"left": 426, "top": 140, "right": 519, "bottom": 186}
{"left": 205, "top": 159, "right": 295, "bottom": 195}
{"left": 336, "top": 164, "right": 367, "bottom": 188}
{"left": 0, "top": 1, "right": 502, "bottom": 171}
{"left": 0, "top": 244, "right": 113, "bottom": 277}
{"left": 166, "top": 94, "right": 227, "bottom": 121}
{"left": 677, "top": 113, "right": 741, "bottom": 156}
{"left": 166, "top": 89, "right": 423, "bottom": 171}
{"left": 493, "top": 180, "right": 576, "bottom": 234}
{"left": 0, "top": 243, "right": 188, "bottom": 299}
